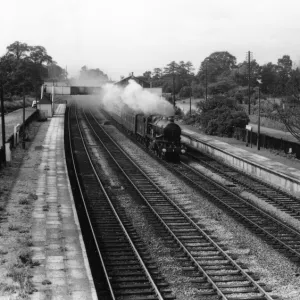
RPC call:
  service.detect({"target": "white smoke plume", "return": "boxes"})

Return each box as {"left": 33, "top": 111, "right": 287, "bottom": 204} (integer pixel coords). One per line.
{"left": 101, "top": 80, "right": 174, "bottom": 116}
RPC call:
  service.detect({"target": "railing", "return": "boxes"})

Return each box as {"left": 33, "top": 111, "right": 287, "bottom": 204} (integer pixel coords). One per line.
{"left": 0, "top": 110, "right": 39, "bottom": 168}
{"left": 233, "top": 127, "right": 300, "bottom": 159}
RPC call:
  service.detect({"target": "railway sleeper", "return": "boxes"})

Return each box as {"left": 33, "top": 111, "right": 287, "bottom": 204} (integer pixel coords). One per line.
{"left": 211, "top": 275, "right": 256, "bottom": 282}
{"left": 111, "top": 271, "right": 160, "bottom": 277}
{"left": 188, "top": 246, "right": 220, "bottom": 251}
{"left": 194, "top": 288, "right": 215, "bottom": 295}
{"left": 199, "top": 265, "right": 236, "bottom": 271}
{"left": 224, "top": 294, "right": 267, "bottom": 300}
{"left": 113, "top": 288, "right": 158, "bottom": 296}
{"left": 194, "top": 257, "right": 229, "bottom": 263}
{"left": 220, "top": 287, "right": 262, "bottom": 294}
{"left": 190, "top": 253, "right": 223, "bottom": 259}
{"left": 105, "top": 261, "right": 157, "bottom": 268}
{"left": 218, "top": 281, "right": 255, "bottom": 288}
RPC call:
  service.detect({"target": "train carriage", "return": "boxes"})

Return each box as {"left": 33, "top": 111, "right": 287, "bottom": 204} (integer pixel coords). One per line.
{"left": 121, "top": 106, "right": 136, "bottom": 134}
{"left": 110, "top": 101, "right": 123, "bottom": 126}
{"left": 136, "top": 114, "right": 147, "bottom": 140}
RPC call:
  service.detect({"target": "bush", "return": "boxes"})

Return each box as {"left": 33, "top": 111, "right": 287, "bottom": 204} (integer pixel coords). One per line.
{"left": 198, "top": 96, "right": 249, "bottom": 137}
{"left": 182, "top": 110, "right": 200, "bottom": 125}
{"left": 235, "top": 91, "right": 243, "bottom": 103}
{"left": 179, "top": 86, "right": 192, "bottom": 98}
{"left": 174, "top": 106, "right": 184, "bottom": 118}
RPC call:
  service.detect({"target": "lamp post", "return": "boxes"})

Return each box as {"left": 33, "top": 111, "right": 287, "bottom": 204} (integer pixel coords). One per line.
{"left": 257, "top": 79, "right": 262, "bottom": 150}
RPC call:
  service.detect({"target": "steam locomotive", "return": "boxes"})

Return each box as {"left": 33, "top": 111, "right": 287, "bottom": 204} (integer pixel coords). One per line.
{"left": 109, "top": 103, "right": 186, "bottom": 161}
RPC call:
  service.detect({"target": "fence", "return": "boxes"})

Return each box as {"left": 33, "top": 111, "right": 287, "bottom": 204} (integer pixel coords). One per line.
{"left": 0, "top": 110, "right": 39, "bottom": 168}
{"left": 233, "top": 127, "right": 300, "bottom": 159}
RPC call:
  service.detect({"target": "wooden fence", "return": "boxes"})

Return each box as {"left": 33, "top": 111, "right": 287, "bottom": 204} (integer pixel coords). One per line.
{"left": 233, "top": 127, "right": 300, "bottom": 159}
{"left": 0, "top": 110, "right": 39, "bottom": 168}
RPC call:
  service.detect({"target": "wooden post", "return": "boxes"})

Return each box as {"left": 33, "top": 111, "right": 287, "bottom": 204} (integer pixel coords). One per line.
{"left": 0, "top": 85, "right": 6, "bottom": 166}
{"left": 22, "top": 85, "right": 25, "bottom": 149}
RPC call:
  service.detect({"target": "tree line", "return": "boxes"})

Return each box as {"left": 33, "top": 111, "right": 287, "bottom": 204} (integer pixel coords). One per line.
{"left": 69, "top": 65, "right": 109, "bottom": 86}
{"left": 0, "top": 41, "right": 67, "bottom": 99}
{"left": 137, "top": 51, "right": 300, "bottom": 102}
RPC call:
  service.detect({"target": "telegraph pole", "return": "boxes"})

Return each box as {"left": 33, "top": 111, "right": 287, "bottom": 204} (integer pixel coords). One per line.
{"left": 257, "top": 85, "right": 261, "bottom": 150}
{"left": 247, "top": 51, "right": 252, "bottom": 115}
{"left": 172, "top": 74, "right": 175, "bottom": 107}
{"left": 189, "top": 85, "right": 192, "bottom": 115}
{"left": 0, "top": 84, "right": 6, "bottom": 166}
{"left": 205, "top": 62, "right": 208, "bottom": 101}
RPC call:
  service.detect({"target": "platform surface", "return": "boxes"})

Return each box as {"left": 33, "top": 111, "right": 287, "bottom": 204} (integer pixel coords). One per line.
{"left": 28, "top": 104, "right": 97, "bottom": 299}
{"left": 180, "top": 122, "right": 300, "bottom": 184}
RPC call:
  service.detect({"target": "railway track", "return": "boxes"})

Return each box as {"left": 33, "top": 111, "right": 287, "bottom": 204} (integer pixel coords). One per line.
{"left": 99, "top": 108, "right": 300, "bottom": 264}
{"left": 165, "top": 161, "right": 300, "bottom": 263}
{"left": 83, "top": 107, "right": 275, "bottom": 300}
{"left": 68, "top": 104, "right": 170, "bottom": 300}
{"left": 187, "top": 149, "right": 300, "bottom": 219}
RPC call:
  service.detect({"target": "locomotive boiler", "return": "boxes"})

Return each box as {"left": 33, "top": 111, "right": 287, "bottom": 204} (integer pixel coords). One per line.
{"left": 145, "top": 115, "right": 185, "bottom": 160}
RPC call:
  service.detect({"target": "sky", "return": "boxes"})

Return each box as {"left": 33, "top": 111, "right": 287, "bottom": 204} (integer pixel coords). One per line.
{"left": 1, "top": 0, "right": 300, "bottom": 81}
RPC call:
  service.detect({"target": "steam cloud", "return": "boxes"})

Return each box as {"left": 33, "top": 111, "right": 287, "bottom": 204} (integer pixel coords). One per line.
{"left": 101, "top": 80, "right": 174, "bottom": 116}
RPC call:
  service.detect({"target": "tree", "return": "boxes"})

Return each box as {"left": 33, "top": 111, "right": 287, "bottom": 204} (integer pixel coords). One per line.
{"left": 6, "top": 41, "right": 29, "bottom": 61}
{"left": 208, "top": 77, "right": 237, "bottom": 95}
{"left": 78, "top": 66, "right": 108, "bottom": 84}
{"left": 197, "top": 96, "right": 249, "bottom": 136}
{"left": 153, "top": 68, "right": 162, "bottom": 79}
{"left": 0, "top": 54, "right": 17, "bottom": 92}
{"left": 177, "top": 61, "right": 195, "bottom": 85}
{"left": 260, "top": 62, "right": 278, "bottom": 94}
{"left": 274, "top": 101, "right": 300, "bottom": 143}
{"left": 164, "top": 61, "right": 179, "bottom": 105}
{"left": 0, "top": 41, "right": 64, "bottom": 97}
{"left": 143, "top": 71, "right": 152, "bottom": 80}
{"left": 198, "top": 51, "right": 237, "bottom": 83}
{"left": 29, "top": 46, "right": 52, "bottom": 65}
{"left": 164, "top": 61, "right": 179, "bottom": 76}
{"left": 185, "top": 61, "right": 194, "bottom": 75}
{"left": 47, "top": 63, "right": 68, "bottom": 81}
{"left": 276, "top": 55, "right": 293, "bottom": 95}
{"left": 286, "top": 68, "right": 300, "bottom": 98}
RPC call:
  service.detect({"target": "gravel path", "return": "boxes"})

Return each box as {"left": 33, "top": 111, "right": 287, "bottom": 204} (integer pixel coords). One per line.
{"left": 0, "top": 120, "right": 43, "bottom": 298}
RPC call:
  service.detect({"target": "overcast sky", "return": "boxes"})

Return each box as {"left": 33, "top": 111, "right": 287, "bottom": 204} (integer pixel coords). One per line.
{"left": 1, "top": 0, "right": 300, "bottom": 81}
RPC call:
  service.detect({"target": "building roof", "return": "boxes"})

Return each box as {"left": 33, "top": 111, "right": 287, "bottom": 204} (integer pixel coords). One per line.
{"left": 44, "top": 81, "right": 69, "bottom": 87}
{"left": 116, "top": 74, "right": 150, "bottom": 88}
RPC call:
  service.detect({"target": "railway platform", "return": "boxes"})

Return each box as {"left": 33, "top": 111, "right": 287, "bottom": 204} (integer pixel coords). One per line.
{"left": 29, "top": 104, "right": 97, "bottom": 299}
{"left": 180, "top": 123, "right": 300, "bottom": 196}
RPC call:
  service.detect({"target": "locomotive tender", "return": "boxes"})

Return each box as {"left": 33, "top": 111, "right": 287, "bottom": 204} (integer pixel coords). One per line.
{"left": 109, "top": 103, "right": 186, "bottom": 161}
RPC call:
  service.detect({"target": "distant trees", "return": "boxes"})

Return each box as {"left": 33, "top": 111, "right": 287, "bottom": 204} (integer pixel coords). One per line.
{"left": 0, "top": 41, "right": 65, "bottom": 98}
{"left": 139, "top": 52, "right": 300, "bottom": 104}
{"left": 77, "top": 66, "right": 108, "bottom": 85}
{"left": 47, "top": 63, "right": 68, "bottom": 82}
{"left": 137, "top": 51, "right": 300, "bottom": 139}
